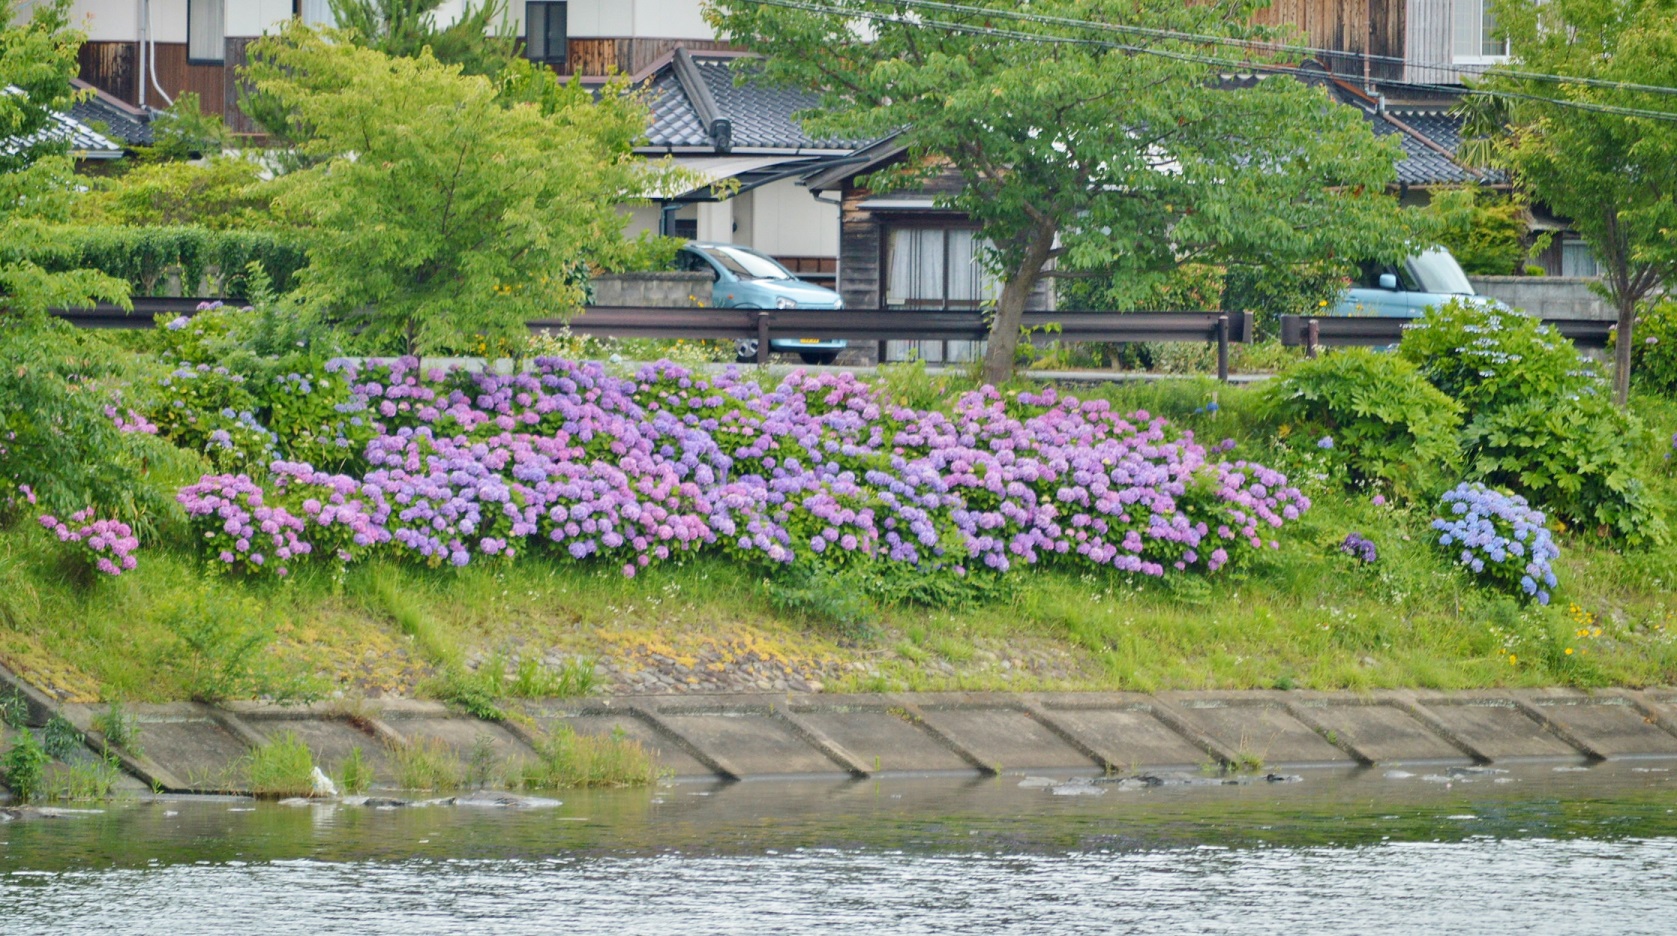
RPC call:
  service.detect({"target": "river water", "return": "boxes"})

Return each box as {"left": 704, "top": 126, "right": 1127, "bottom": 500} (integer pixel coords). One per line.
{"left": 4, "top": 762, "right": 1677, "bottom": 934}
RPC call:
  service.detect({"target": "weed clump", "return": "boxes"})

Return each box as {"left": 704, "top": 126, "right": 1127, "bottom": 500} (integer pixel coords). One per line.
{"left": 246, "top": 732, "right": 316, "bottom": 797}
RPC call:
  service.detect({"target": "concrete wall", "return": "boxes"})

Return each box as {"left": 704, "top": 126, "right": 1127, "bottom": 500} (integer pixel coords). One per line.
{"left": 744, "top": 179, "right": 840, "bottom": 259}
{"left": 589, "top": 272, "right": 711, "bottom": 307}
{"left": 567, "top": 0, "right": 715, "bottom": 39}
{"left": 1470, "top": 276, "right": 1610, "bottom": 320}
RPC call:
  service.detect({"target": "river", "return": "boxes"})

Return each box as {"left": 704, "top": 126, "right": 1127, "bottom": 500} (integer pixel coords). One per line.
{"left": 4, "top": 761, "right": 1676, "bottom": 934}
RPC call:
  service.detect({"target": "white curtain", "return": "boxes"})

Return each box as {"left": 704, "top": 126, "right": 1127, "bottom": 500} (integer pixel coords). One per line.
{"left": 884, "top": 227, "right": 996, "bottom": 363}
{"left": 300, "top": 0, "right": 336, "bottom": 27}
{"left": 188, "top": 0, "right": 225, "bottom": 63}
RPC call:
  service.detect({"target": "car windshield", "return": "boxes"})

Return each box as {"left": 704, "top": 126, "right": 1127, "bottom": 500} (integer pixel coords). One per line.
{"left": 700, "top": 245, "right": 795, "bottom": 281}
{"left": 1404, "top": 248, "right": 1475, "bottom": 295}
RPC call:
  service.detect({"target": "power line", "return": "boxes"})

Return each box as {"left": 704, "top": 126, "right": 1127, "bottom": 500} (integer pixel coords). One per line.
{"left": 729, "top": 0, "right": 1677, "bottom": 123}
{"left": 807, "top": 0, "right": 1677, "bottom": 100}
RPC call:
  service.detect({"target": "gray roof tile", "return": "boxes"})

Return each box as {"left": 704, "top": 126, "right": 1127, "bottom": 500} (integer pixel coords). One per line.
{"left": 642, "top": 54, "right": 868, "bottom": 151}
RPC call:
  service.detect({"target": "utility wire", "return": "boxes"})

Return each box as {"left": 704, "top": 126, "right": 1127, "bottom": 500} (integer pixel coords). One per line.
{"left": 796, "top": 0, "right": 1677, "bottom": 100}
{"left": 730, "top": 0, "right": 1677, "bottom": 123}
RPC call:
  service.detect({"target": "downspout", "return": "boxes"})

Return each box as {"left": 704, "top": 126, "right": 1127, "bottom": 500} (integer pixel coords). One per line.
{"left": 145, "top": 0, "right": 173, "bottom": 108}
{"left": 137, "top": 0, "right": 144, "bottom": 108}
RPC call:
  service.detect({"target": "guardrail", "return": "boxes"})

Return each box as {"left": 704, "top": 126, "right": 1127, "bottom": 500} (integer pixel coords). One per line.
{"left": 52, "top": 301, "right": 1256, "bottom": 381}
{"left": 1279, "top": 314, "right": 1616, "bottom": 354}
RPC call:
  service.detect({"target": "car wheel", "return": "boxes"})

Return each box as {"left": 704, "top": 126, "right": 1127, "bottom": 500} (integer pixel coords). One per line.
{"left": 799, "top": 351, "right": 839, "bottom": 366}
{"left": 734, "top": 338, "right": 759, "bottom": 363}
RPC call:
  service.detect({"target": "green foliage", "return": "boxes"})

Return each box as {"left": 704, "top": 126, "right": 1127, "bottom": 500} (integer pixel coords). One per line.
{"left": 1480, "top": 0, "right": 1677, "bottom": 403}
{"left": 44, "top": 754, "right": 121, "bottom": 801}
{"left": 1463, "top": 393, "right": 1668, "bottom": 545}
{"left": 1265, "top": 349, "right": 1463, "bottom": 496}
{"left": 162, "top": 582, "right": 274, "bottom": 702}
{"left": 75, "top": 157, "right": 272, "bottom": 231}
{"left": 1427, "top": 186, "right": 1529, "bottom": 276}
{"left": 0, "top": 321, "right": 184, "bottom": 533}
{"left": 1222, "top": 260, "right": 1354, "bottom": 338}
{"left": 0, "top": 0, "right": 82, "bottom": 173}
{"left": 507, "top": 656, "right": 597, "bottom": 699}
{"left": 336, "top": 746, "right": 373, "bottom": 794}
{"left": 514, "top": 725, "right": 658, "bottom": 790}
{"left": 91, "top": 701, "right": 140, "bottom": 754}
{"left": 1, "top": 727, "right": 50, "bottom": 801}
{"left": 246, "top": 731, "right": 316, "bottom": 797}
{"left": 139, "top": 92, "right": 233, "bottom": 162}
{"left": 328, "top": 0, "right": 517, "bottom": 77}
{"left": 39, "top": 713, "right": 81, "bottom": 760}
{"left": 245, "top": 24, "right": 663, "bottom": 355}
{"left": 1627, "top": 299, "right": 1677, "bottom": 394}
{"left": 24, "top": 226, "right": 307, "bottom": 298}
{"left": 710, "top": 0, "right": 1418, "bottom": 380}
{"left": 389, "top": 737, "right": 462, "bottom": 790}
{"left": 1398, "top": 300, "right": 1599, "bottom": 411}
{"left": 0, "top": 690, "right": 26, "bottom": 728}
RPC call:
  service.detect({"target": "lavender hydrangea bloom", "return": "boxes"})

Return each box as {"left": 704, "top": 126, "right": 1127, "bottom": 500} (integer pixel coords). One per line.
{"left": 1431, "top": 482, "right": 1559, "bottom": 605}
{"left": 178, "top": 360, "right": 1312, "bottom": 581}
{"left": 1340, "top": 532, "right": 1377, "bottom": 564}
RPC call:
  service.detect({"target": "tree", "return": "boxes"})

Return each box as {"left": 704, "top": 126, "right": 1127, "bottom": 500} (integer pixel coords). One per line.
{"left": 707, "top": 0, "right": 1416, "bottom": 384}
{"left": 328, "top": 0, "right": 517, "bottom": 76}
{"left": 1, "top": 0, "right": 128, "bottom": 319}
{"left": 1479, "top": 0, "right": 1677, "bottom": 407}
{"left": 244, "top": 25, "right": 664, "bottom": 355}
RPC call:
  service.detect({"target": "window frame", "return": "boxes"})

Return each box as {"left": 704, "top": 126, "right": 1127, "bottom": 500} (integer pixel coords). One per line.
{"left": 525, "top": 1, "right": 569, "bottom": 68}
{"left": 187, "top": 0, "right": 226, "bottom": 66}
{"left": 1452, "top": 0, "right": 1510, "bottom": 66}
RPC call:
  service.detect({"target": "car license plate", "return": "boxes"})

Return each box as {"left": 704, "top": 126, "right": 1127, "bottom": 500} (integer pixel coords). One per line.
{"left": 799, "top": 338, "right": 820, "bottom": 344}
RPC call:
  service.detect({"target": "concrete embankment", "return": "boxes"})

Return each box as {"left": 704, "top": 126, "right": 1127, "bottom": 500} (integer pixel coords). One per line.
{"left": 5, "top": 660, "right": 1677, "bottom": 791}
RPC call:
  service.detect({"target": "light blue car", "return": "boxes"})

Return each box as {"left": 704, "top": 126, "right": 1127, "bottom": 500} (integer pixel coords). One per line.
{"left": 1332, "top": 247, "right": 1507, "bottom": 318}
{"left": 675, "top": 242, "right": 847, "bottom": 364}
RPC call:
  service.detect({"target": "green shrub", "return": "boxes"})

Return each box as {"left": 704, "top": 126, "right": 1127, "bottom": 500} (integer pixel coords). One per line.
{"left": 1627, "top": 299, "right": 1677, "bottom": 395}
{"left": 513, "top": 725, "right": 658, "bottom": 789}
{"left": 1221, "top": 260, "right": 1351, "bottom": 339}
{"left": 1399, "top": 300, "right": 1599, "bottom": 411}
{"left": 1264, "top": 349, "right": 1462, "bottom": 495}
{"left": 337, "top": 746, "right": 373, "bottom": 794}
{"left": 163, "top": 583, "right": 274, "bottom": 702}
{"left": 26, "top": 225, "right": 306, "bottom": 298}
{"left": 247, "top": 731, "right": 316, "bottom": 797}
{"left": 1463, "top": 393, "right": 1668, "bottom": 545}
{"left": 39, "top": 714, "right": 82, "bottom": 760}
{"left": 2, "top": 728, "right": 50, "bottom": 802}
{"left": 390, "top": 737, "right": 462, "bottom": 791}
{"left": 91, "top": 701, "right": 141, "bottom": 754}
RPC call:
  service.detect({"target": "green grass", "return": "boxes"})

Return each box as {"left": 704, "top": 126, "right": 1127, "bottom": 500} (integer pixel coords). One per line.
{"left": 389, "top": 737, "right": 463, "bottom": 791}
{"left": 1, "top": 381, "right": 1673, "bottom": 705}
{"left": 246, "top": 732, "right": 316, "bottom": 797}
{"left": 513, "top": 726, "right": 660, "bottom": 789}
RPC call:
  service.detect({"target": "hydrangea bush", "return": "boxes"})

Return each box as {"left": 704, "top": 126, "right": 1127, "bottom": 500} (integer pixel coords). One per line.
{"left": 38, "top": 509, "right": 139, "bottom": 577}
{"left": 178, "top": 358, "right": 1312, "bottom": 584}
{"left": 1432, "top": 483, "right": 1560, "bottom": 605}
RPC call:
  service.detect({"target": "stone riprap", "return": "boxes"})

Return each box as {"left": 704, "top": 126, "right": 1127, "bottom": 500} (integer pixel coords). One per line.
{"left": 6, "top": 660, "right": 1676, "bottom": 794}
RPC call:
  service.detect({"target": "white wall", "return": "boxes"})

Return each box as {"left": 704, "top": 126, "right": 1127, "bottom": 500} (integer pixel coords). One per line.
{"left": 566, "top": 0, "right": 714, "bottom": 39}
{"left": 225, "top": 0, "right": 295, "bottom": 37}
{"left": 746, "top": 179, "right": 838, "bottom": 257}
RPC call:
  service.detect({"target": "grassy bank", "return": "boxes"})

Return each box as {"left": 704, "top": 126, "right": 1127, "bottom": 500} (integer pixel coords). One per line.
{"left": 3, "top": 376, "right": 1673, "bottom": 705}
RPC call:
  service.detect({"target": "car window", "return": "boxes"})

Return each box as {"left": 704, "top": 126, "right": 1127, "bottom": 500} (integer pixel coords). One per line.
{"left": 700, "top": 246, "right": 794, "bottom": 281}
{"left": 677, "top": 251, "right": 719, "bottom": 280}
{"left": 1404, "top": 248, "right": 1474, "bottom": 295}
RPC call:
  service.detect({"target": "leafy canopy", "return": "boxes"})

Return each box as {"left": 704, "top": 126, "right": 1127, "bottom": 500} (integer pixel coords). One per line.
{"left": 707, "top": 0, "right": 1418, "bottom": 382}
{"left": 328, "top": 0, "right": 518, "bottom": 77}
{"left": 1478, "top": 0, "right": 1677, "bottom": 405}
{"left": 245, "top": 25, "right": 665, "bottom": 354}
{"left": 0, "top": 0, "right": 128, "bottom": 320}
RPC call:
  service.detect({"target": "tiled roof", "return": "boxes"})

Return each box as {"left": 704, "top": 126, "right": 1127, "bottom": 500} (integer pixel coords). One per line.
{"left": 67, "top": 85, "right": 153, "bottom": 146}
{"left": 1368, "top": 112, "right": 1479, "bottom": 185}
{"left": 2, "top": 85, "right": 123, "bottom": 159}
{"left": 641, "top": 53, "right": 868, "bottom": 152}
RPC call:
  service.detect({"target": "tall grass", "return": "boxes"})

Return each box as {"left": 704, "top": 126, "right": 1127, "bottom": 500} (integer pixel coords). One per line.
{"left": 513, "top": 726, "right": 659, "bottom": 790}
{"left": 246, "top": 732, "right": 315, "bottom": 797}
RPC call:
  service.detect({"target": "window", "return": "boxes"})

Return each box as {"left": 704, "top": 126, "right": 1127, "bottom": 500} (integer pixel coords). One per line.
{"left": 884, "top": 226, "right": 997, "bottom": 363}
{"left": 188, "top": 0, "right": 225, "bottom": 64}
{"left": 1453, "top": 0, "right": 1509, "bottom": 61}
{"left": 526, "top": 2, "right": 568, "bottom": 66}
{"left": 1561, "top": 238, "right": 1601, "bottom": 277}
{"left": 298, "top": 0, "right": 335, "bottom": 27}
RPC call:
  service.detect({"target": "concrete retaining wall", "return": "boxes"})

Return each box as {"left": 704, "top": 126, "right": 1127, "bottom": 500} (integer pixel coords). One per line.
{"left": 588, "top": 272, "right": 710, "bottom": 309}
{"left": 1470, "top": 276, "right": 1610, "bottom": 320}
{"left": 9, "top": 661, "right": 1677, "bottom": 793}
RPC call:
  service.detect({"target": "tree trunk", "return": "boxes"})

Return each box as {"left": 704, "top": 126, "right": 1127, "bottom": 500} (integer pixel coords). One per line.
{"left": 1612, "top": 295, "right": 1635, "bottom": 408}
{"left": 980, "top": 222, "right": 1057, "bottom": 386}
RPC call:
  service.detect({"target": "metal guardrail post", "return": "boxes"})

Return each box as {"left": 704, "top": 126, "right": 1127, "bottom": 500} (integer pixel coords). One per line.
{"left": 756, "top": 311, "right": 771, "bottom": 365}
{"left": 1306, "top": 319, "right": 1320, "bottom": 359}
{"left": 1216, "top": 315, "right": 1230, "bottom": 382}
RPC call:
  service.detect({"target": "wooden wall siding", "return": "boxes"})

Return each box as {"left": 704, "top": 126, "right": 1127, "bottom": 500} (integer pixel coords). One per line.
{"left": 144, "top": 44, "right": 229, "bottom": 117}
{"left": 79, "top": 41, "right": 139, "bottom": 103}
{"left": 559, "top": 38, "right": 741, "bottom": 76}
{"left": 1405, "top": 0, "right": 1455, "bottom": 83}
{"left": 838, "top": 188, "right": 884, "bottom": 310}
{"left": 222, "top": 38, "right": 259, "bottom": 135}
{"left": 1252, "top": 0, "right": 1406, "bottom": 80}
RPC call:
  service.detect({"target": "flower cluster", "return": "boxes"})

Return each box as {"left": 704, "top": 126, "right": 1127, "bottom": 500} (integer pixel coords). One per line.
{"left": 1339, "top": 532, "right": 1377, "bottom": 564}
{"left": 176, "top": 473, "right": 312, "bottom": 576}
{"left": 1432, "top": 482, "right": 1559, "bottom": 605}
{"left": 37, "top": 509, "right": 139, "bottom": 576}
{"left": 178, "top": 359, "right": 1311, "bottom": 580}
{"left": 104, "top": 405, "right": 159, "bottom": 435}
